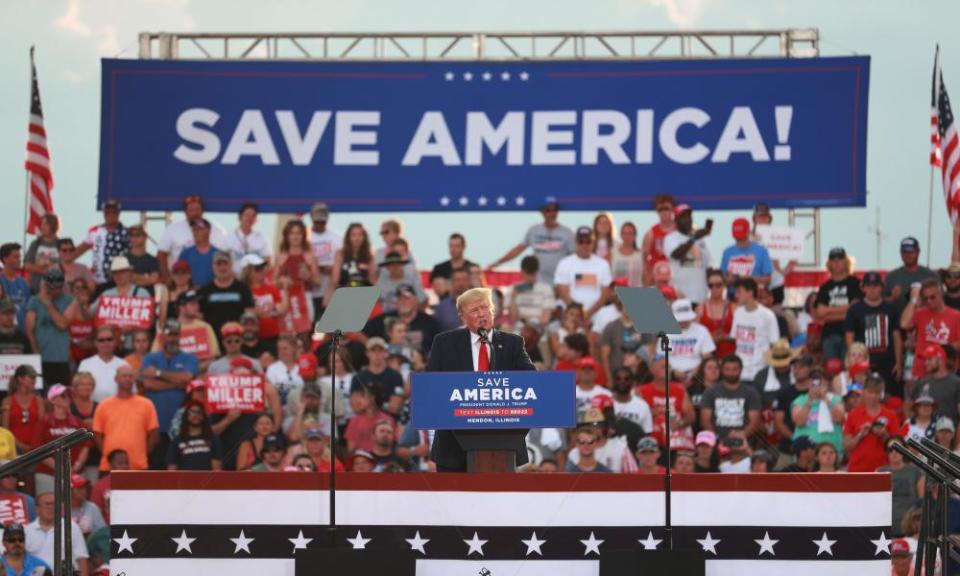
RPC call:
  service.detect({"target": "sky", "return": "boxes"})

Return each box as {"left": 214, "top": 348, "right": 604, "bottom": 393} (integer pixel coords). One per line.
{"left": 1, "top": 0, "right": 959, "bottom": 272}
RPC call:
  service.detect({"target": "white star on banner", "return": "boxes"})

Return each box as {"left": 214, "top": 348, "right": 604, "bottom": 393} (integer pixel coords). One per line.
{"left": 871, "top": 532, "right": 891, "bottom": 556}
{"left": 440, "top": 196, "right": 450, "bottom": 206}
{"left": 230, "top": 530, "right": 254, "bottom": 554}
{"left": 114, "top": 530, "right": 137, "bottom": 555}
{"left": 501, "top": 71, "right": 511, "bottom": 81}
{"left": 444, "top": 72, "right": 455, "bottom": 81}
{"left": 405, "top": 531, "right": 429, "bottom": 554}
{"left": 172, "top": 529, "right": 196, "bottom": 554}
{"left": 482, "top": 72, "right": 492, "bottom": 81}
{"left": 521, "top": 531, "right": 546, "bottom": 556}
{"left": 463, "top": 72, "right": 473, "bottom": 81}
{"left": 459, "top": 196, "right": 469, "bottom": 206}
{"left": 519, "top": 71, "right": 530, "bottom": 81}
{"left": 812, "top": 532, "right": 837, "bottom": 557}
{"left": 464, "top": 531, "right": 488, "bottom": 557}
{"left": 580, "top": 531, "right": 604, "bottom": 556}
{"left": 496, "top": 196, "right": 507, "bottom": 206}
{"left": 755, "top": 531, "right": 778, "bottom": 556}
{"left": 478, "top": 196, "right": 488, "bottom": 206}
{"left": 638, "top": 531, "right": 662, "bottom": 551}
{"left": 515, "top": 196, "right": 526, "bottom": 206}
{"left": 347, "top": 530, "right": 371, "bottom": 550}
{"left": 289, "top": 530, "right": 312, "bottom": 553}
{"left": 697, "top": 531, "right": 721, "bottom": 555}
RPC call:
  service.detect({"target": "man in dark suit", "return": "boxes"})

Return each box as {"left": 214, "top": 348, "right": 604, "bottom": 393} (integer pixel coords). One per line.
{"left": 426, "top": 287, "right": 536, "bottom": 472}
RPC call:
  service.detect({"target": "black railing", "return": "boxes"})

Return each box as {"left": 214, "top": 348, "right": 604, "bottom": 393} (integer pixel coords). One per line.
{"left": 892, "top": 436, "right": 960, "bottom": 576}
{"left": 0, "top": 429, "right": 95, "bottom": 576}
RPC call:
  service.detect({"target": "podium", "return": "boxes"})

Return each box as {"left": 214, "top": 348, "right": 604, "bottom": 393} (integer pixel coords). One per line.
{"left": 411, "top": 370, "right": 576, "bottom": 472}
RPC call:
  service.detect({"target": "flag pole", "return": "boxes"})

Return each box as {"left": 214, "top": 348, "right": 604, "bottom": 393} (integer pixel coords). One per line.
{"left": 23, "top": 45, "right": 34, "bottom": 250}
{"left": 930, "top": 44, "right": 941, "bottom": 268}
{"left": 928, "top": 167, "right": 936, "bottom": 268}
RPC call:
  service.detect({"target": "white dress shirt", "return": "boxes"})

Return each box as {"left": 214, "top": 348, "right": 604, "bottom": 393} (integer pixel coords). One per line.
{"left": 470, "top": 331, "right": 494, "bottom": 371}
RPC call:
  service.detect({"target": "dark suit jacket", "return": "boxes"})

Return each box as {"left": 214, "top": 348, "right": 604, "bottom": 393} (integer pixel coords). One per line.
{"left": 425, "top": 327, "right": 536, "bottom": 471}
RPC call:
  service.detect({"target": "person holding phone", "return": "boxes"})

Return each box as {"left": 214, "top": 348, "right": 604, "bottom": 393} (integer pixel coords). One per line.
{"left": 790, "top": 370, "right": 845, "bottom": 456}
{"left": 663, "top": 205, "right": 713, "bottom": 305}
{"left": 843, "top": 374, "right": 900, "bottom": 472}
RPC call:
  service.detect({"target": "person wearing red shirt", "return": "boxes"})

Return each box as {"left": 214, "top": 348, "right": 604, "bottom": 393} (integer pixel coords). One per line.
{"left": 89, "top": 449, "right": 129, "bottom": 525}
{"left": 637, "top": 357, "right": 696, "bottom": 452}
{"left": 902, "top": 278, "right": 960, "bottom": 379}
{"left": 640, "top": 194, "right": 676, "bottom": 286}
{"left": 843, "top": 375, "right": 900, "bottom": 472}
{"left": 242, "top": 254, "right": 289, "bottom": 346}
{"left": 36, "top": 385, "right": 89, "bottom": 496}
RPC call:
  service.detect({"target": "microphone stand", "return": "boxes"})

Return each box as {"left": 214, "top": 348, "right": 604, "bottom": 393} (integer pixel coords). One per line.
{"left": 659, "top": 331, "right": 673, "bottom": 552}
{"left": 327, "top": 329, "right": 342, "bottom": 548}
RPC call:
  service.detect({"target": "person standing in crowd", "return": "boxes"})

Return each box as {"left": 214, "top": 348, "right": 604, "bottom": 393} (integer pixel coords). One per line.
{"left": 1, "top": 522, "right": 48, "bottom": 576}
{"left": 0, "top": 299, "right": 30, "bottom": 355}
{"left": 751, "top": 203, "right": 794, "bottom": 301}
{"left": 157, "top": 195, "right": 227, "bottom": 278}
{"left": 592, "top": 212, "right": 616, "bottom": 264}
{"left": 198, "top": 252, "right": 256, "bottom": 345}
{"left": 902, "top": 278, "right": 960, "bottom": 380}
{"left": 64, "top": 279, "right": 96, "bottom": 365}
{"left": 344, "top": 382, "right": 396, "bottom": 454}
{"left": 698, "top": 269, "right": 736, "bottom": 359}
{"left": 564, "top": 426, "right": 611, "bottom": 473}
{"left": 125, "top": 224, "right": 160, "bottom": 293}
{"left": 365, "top": 285, "right": 440, "bottom": 358}
{"left": 699, "top": 355, "right": 761, "bottom": 440}
{"left": 24, "top": 268, "right": 72, "bottom": 389}
{"left": 812, "top": 442, "right": 840, "bottom": 473}
{"left": 89, "top": 449, "right": 127, "bottom": 524}
{"left": 36, "top": 385, "right": 88, "bottom": 495}
{"left": 554, "top": 226, "right": 612, "bottom": 322}
{"left": 307, "top": 202, "right": 341, "bottom": 315}
{"left": 487, "top": 198, "right": 575, "bottom": 284}
{"left": 845, "top": 270, "right": 903, "bottom": 393}
{"left": 790, "top": 370, "right": 845, "bottom": 455}
{"left": 610, "top": 367, "right": 653, "bottom": 433}
{"left": 23, "top": 214, "right": 60, "bottom": 294}
{"left": 243, "top": 254, "right": 288, "bottom": 351}
{"left": 266, "top": 335, "right": 304, "bottom": 408}
{"left": 328, "top": 223, "right": 376, "bottom": 300}
{"left": 910, "top": 344, "right": 960, "bottom": 424}
{"left": 901, "top": 393, "right": 937, "bottom": 442}
{"left": 77, "top": 326, "right": 125, "bottom": 403}
{"left": 571, "top": 356, "right": 612, "bottom": 420}
{"left": 208, "top": 323, "right": 263, "bottom": 374}
{"left": 878, "top": 436, "right": 923, "bottom": 538}
{"left": 275, "top": 219, "right": 321, "bottom": 325}
{"left": 772, "top": 355, "right": 817, "bottom": 453}
{"left": 508, "top": 256, "right": 555, "bottom": 327}
{"left": 76, "top": 199, "right": 129, "bottom": 288}
{"left": 93, "top": 363, "right": 158, "bottom": 471}
{"left": 377, "top": 253, "right": 426, "bottom": 312}
{"left": 611, "top": 221, "right": 643, "bottom": 287}
{"left": 250, "top": 434, "right": 287, "bottom": 472}
{"left": 140, "top": 321, "right": 199, "bottom": 467}
{"left": 431, "top": 233, "right": 475, "bottom": 284}
{"left": 69, "top": 475, "right": 106, "bottom": 538}
{"left": 353, "top": 338, "right": 405, "bottom": 419}
{"left": 663, "top": 204, "right": 712, "bottom": 304}
{"left": 843, "top": 374, "right": 900, "bottom": 472}
{"left": 641, "top": 194, "right": 676, "bottom": 286}
{"left": 720, "top": 218, "right": 773, "bottom": 289}
{"left": 225, "top": 202, "right": 272, "bottom": 276}
{"left": 638, "top": 357, "right": 696, "bottom": 453}
{"left": 58, "top": 238, "right": 95, "bottom": 293}
{"left": 693, "top": 430, "right": 720, "bottom": 473}
{"left": 730, "top": 277, "right": 780, "bottom": 382}
{"left": 177, "top": 219, "right": 220, "bottom": 287}
{"left": 434, "top": 266, "right": 470, "bottom": 332}
{"left": 166, "top": 402, "right": 222, "bottom": 471}
{"left": 1, "top": 365, "right": 45, "bottom": 456}
{"left": 941, "top": 261, "right": 960, "bottom": 310}
{"left": 666, "top": 299, "right": 716, "bottom": 383}
{"left": 235, "top": 413, "right": 277, "bottom": 471}
{"left": 815, "top": 247, "right": 863, "bottom": 361}
{"left": 166, "top": 290, "right": 219, "bottom": 372}
{"left": 752, "top": 339, "right": 796, "bottom": 404}
{"left": 885, "top": 236, "right": 938, "bottom": 308}
{"left": 25, "top": 491, "right": 90, "bottom": 576}
{"left": 0, "top": 243, "right": 30, "bottom": 328}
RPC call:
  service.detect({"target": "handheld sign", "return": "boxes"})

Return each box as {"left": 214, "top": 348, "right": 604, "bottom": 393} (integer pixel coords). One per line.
{"left": 410, "top": 371, "right": 576, "bottom": 430}
{"left": 204, "top": 373, "right": 266, "bottom": 413}
{"left": 754, "top": 225, "right": 805, "bottom": 261}
{"left": 178, "top": 326, "right": 213, "bottom": 360}
{"left": 95, "top": 295, "right": 155, "bottom": 329}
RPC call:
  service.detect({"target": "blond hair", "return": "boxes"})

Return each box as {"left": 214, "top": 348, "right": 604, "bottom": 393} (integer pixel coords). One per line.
{"left": 456, "top": 287, "right": 494, "bottom": 315}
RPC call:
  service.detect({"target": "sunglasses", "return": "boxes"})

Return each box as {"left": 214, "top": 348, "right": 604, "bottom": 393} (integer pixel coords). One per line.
{"left": 97, "top": 338, "right": 114, "bottom": 343}
{"left": 187, "top": 409, "right": 204, "bottom": 416}
{"left": 4, "top": 537, "right": 23, "bottom": 544}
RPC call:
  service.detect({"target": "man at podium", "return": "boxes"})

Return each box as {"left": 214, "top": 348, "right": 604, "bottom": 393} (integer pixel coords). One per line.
{"left": 426, "top": 287, "right": 536, "bottom": 472}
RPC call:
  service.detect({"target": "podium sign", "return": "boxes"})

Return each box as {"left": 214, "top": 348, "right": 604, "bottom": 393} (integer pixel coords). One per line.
{"left": 411, "top": 371, "right": 575, "bottom": 430}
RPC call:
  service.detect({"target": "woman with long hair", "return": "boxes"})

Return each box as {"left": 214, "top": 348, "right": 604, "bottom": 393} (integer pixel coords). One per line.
{"left": 812, "top": 442, "right": 841, "bottom": 473}
{"left": 167, "top": 401, "right": 223, "bottom": 471}
{"left": 592, "top": 212, "right": 616, "bottom": 263}
{"left": 65, "top": 279, "right": 97, "bottom": 366}
{"left": 548, "top": 303, "right": 585, "bottom": 363}
{"left": 697, "top": 268, "right": 736, "bottom": 359}
{"left": 1, "top": 365, "right": 46, "bottom": 455}
{"left": 327, "top": 223, "right": 376, "bottom": 303}
{"left": 244, "top": 257, "right": 289, "bottom": 349}
{"left": 275, "top": 220, "right": 321, "bottom": 291}
{"left": 611, "top": 221, "right": 644, "bottom": 287}
{"left": 235, "top": 412, "right": 275, "bottom": 472}
{"left": 830, "top": 342, "right": 870, "bottom": 396}
{"left": 689, "top": 357, "right": 721, "bottom": 424}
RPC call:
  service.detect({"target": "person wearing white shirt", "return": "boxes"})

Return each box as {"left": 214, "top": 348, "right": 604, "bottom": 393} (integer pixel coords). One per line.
{"left": 610, "top": 367, "right": 654, "bottom": 433}
{"left": 554, "top": 226, "right": 612, "bottom": 320}
{"left": 25, "top": 492, "right": 89, "bottom": 575}
{"left": 662, "top": 205, "right": 712, "bottom": 304}
{"left": 76, "top": 326, "right": 127, "bottom": 403}
{"left": 667, "top": 299, "right": 717, "bottom": 379}
{"left": 157, "top": 195, "right": 227, "bottom": 277}
{"left": 226, "top": 203, "right": 273, "bottom": 276}
{"left": 307, "top": 202, "right": 342, "bottom": 313}
{"left": 730, "top": 278, "right": 781, "bottom": 381}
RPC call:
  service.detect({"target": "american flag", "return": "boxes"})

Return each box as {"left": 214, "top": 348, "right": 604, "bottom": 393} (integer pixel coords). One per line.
{"left": 24, "top": 46, "right": 54, "bottom": 235}
{"left": 110, "top": 472, "right": 893, "bottom": 576}
{"left": 932, "top": 46, "right": 960, "bottom": 224}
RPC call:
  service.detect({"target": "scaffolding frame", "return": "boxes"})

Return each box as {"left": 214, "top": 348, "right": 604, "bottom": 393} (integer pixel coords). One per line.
{"left": 136, "top": 29, "right": 822, "bottom": 267}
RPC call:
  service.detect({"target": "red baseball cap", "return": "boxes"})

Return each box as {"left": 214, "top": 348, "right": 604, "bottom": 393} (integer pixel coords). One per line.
{"left": 732, "top": 218, "right": 751, "bottom": 240}
{"left": 673, "top": 203, "right": 692, "bottom": 217}
{"left": 186, "top": 379, "right": 206, "bottom": 393}
{"left": 70, "top": 474, "right": 88, "bottom": 489}
{"left": 658, "top": 284, "right": 677, "bottom": 302}
{"left": 890, "top": 538, "right": 912, "bottom": 556}
{"left": 824, "top": 357, "right": 844, "bottom": 378}
{"left": 921, "top": 343, "right": 947, "bottom": 361}
{"left": 221, "top": 322, "right": 244, "bottom": 338}
{"left": 577, "top": 356, "right": 599, "bottom": 371}
{"left": 591, "top": 394, "right": 614, "bottom": 412}
{"left": 297, "top": 353, "right": 318, "bottom": 378}
{"left": 848, "top": 360, "right": 871, "bottom": 378}
{"left": 230, "top": 357, "right": 254, "bottom": 371}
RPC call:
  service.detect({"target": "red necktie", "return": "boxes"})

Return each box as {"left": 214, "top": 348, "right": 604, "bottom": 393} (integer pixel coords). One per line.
{"left": 477, "top": 338, "right": 490, "bottom": 371}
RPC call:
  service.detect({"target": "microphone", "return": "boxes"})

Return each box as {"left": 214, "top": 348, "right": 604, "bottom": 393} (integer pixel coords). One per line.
{"left": 477, "top": 327, "right": 489, "bottom": 343}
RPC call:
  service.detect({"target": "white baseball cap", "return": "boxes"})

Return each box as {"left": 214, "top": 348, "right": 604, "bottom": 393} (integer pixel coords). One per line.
{"left": 671, "top": 298, "right": 696, "bottom": 323}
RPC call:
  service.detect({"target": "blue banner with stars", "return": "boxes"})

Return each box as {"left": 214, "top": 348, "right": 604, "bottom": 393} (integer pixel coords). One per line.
{"left": 99, "top": 56, "right": 869, "bottom": 213}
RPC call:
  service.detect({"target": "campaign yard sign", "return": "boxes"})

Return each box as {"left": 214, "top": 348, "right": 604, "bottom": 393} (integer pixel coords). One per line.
{"left": 755, "top": 225, "right": 806, "bottom": 261}
{"left": 410, "top": 371, "right": 575, "bottom": 430}
{"left": 95, "top": 295, "right": 155, "bottom": 329}
{"left": 205, "top": 373, "right": 266, "bottom": 413}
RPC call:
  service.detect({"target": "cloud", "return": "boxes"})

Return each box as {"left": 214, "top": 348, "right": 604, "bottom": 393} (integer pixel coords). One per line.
{"left": 61, "top": 69, "right": 85, "bottom": 84}
{"left": 648, "top": 0, "right": 706, "bottom": 28}
{"left": 54, "top": 0, "right": 120, "bottom": 55}
{"left": 52, "top": 0, "right": 195, "bottom": 57}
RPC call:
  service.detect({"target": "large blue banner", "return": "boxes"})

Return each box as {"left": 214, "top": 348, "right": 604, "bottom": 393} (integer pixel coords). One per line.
{"left": 98, "top": 56, "right": 869, "bottom": 212}
{"left": 410, "top": 370, "right": 575, "bottom": 430}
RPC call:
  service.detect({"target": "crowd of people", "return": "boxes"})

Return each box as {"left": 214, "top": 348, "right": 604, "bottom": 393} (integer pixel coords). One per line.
{"left": 0, "top": 193, "right": 955, "bottom": 573}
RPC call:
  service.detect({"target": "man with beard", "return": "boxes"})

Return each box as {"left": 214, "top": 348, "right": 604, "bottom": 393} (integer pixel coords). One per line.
{"left": 663, "top": 204, "right": 712, "bottom": 304}
{"left": 699, "top": 355, "right": 762, "bottom": 441}
{"left": 365, "top": 285, "right": 440, "bottom": 357}
{"left": 610, "top": 367, "right": 653, "bottom": 434}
